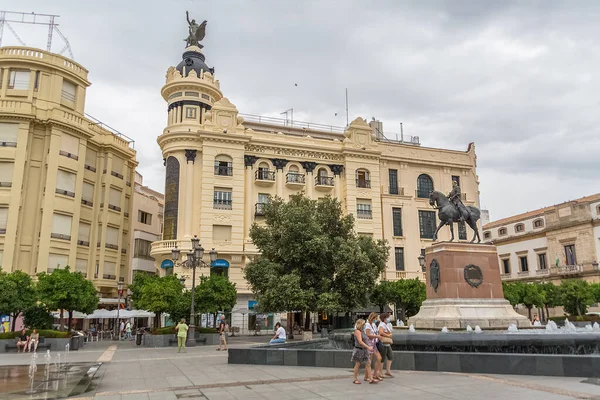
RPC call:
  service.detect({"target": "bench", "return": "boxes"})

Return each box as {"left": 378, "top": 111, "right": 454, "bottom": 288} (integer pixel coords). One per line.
{"left": 5, "top": 337, "right": 51, "bottom": 352}
{"left": 168, "top": 337, "right": 207, "bottom": 346}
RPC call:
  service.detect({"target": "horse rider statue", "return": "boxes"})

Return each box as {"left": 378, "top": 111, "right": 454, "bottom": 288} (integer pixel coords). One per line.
{"left": 448, "top": 180, "right": 469, "bottom": 223}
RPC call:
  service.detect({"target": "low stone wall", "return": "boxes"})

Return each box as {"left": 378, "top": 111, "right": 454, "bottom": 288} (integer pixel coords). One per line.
{"left": 0, "top": 337, "right": 71, "bottom": 353}
{"left": 227, "top": 347, "right": 600, "bottom": 378}
{"left": 143, "top": 333, "right": 220, "bottom": 347}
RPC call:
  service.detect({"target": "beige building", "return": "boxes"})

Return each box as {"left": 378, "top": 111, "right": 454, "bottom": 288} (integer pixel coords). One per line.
{"left": 130, "top": 172, "right": 164, "bottom": 281}
{"left": 149, "top": 42, "right": 480, "bottom": 327}
{"left": 0, "top": 46, "right": 137, "bottom": 301}
{"left": 483, "top": 193, "right": 600, "bottom": 287}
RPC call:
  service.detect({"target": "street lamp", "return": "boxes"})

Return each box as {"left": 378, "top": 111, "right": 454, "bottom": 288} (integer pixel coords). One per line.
{"left": 115, "top": 281, "right": 123, "bottom": 340}
{"left": 418, "top": 254, "right": 426, "bottom": 272}
{"left": 171, "top": 235, "right": 218, "bottom": 347}
{"left": 593, "top": 261, "right": 599, "bottom": 271}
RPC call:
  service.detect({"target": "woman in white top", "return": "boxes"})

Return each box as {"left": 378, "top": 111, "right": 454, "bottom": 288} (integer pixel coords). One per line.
{"left": 378, "top": 313, "right": 394, "bottom": 377}
{"left": 364, "top": 312, "right": 383, "bottom": 381}
{"left": 270, "top": 322, "right": 286, "bottom": 345}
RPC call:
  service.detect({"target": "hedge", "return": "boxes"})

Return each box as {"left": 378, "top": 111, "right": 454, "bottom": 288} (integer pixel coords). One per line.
{"left": 0, "top": 329, "right": 71, "bottom": 339}
{"left": 548, "top": 315, "right": 600, "bottom": 323}
{"left": 151, "top": 326, "right": 218, "bottom": 335}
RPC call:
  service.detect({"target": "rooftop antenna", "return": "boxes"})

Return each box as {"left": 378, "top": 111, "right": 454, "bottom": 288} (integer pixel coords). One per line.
{"left": 345, "top": 88, "right": 349, "bottom": 126}
{"left": 0, "top": 11, "right": 74, "bottom": 59}
{"left": 280, "top": 108, "right": 293, "bottom": 127}
{"left": 400, "top": 122, "right": 404, "bottom": 142}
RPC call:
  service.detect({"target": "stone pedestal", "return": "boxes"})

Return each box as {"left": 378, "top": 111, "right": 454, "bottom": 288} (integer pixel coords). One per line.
{"left": 409, "top": 242, "right": 529, "bottom": 329}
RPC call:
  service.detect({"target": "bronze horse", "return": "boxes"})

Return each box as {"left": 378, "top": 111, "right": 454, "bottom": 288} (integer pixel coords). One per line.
{"left": 429, "top": 191, "right": 481, "bottom": 243}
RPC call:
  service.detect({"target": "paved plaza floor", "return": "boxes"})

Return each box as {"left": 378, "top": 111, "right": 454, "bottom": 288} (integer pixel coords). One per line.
{"left": 2, "top": 337, "right": 600, "bottom": 399}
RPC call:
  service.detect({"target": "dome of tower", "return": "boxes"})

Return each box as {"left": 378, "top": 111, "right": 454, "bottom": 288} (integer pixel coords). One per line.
{"left": 175, "top": 46, "right": 214, "bottom": 77}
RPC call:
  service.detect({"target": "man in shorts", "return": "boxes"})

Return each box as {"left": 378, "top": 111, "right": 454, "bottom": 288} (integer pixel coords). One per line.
{"left": 217, "top": 315, "right": 228, "bottom": 351}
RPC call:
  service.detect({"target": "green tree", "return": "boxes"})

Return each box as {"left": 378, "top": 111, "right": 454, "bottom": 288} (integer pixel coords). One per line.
{"left": 559, "top": 279, "right": 594, "bottom": 317}
{"left": 130, "top": 273, "right": 184, "bottom": 327}
{"left": 37, "top": 267, "right": 99, "bottom": 330}
{"left": 370, "top": 281, "right": 396, "bottom": 313}
{"left": 23, "top": 305, "right": 54, "bottom": 330}
{"left": 589, "top": 283, "right": 600, "bottom": 304}
{"left": 539, "top": 282, "right": 562, "bottom": 320}
{"left": 502, "top": 282, "right": 523, "bottom": 308}
{"left": 244, "top": 194, "right": 389, "bottom": 332}
{"left": 391, "top": 278, "right": 426, "bottom": 321}
{"left": 521, "top": 283, "right": 546, "bottom": 321}
{"left": 0, "top": 270, "right": 36, "bottom": 331}
{"left": 165, "top": 291, "right": 192, "bottom": 325}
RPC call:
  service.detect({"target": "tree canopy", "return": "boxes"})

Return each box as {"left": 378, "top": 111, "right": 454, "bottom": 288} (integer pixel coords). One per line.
{"left": 392, "top": 278, "right": 426, "bottom": 320}
{"left": 559, "top": 279, "right": 594, "bottom": 316}
{"left": 244, "top": 194, "right": 389, "bottom": 316}
{"left": 0, "top": 269, "right": 36, "bottom": 331}
{"left": 130, "top": 273, "right": 184, "bottom": 327}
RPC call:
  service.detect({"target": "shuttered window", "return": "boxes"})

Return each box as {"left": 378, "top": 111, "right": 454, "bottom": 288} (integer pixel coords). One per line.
{"left": 75, "top": 258, "right": 87, "bottom": 276}
{"left": 0, "top": 123, "right": 18, "bottom": 146}
{"left": 60, "top": 133, "right": 79, "bottom": 158}
{"left": 212, "top": 225, "right": 232, "bottom": 242}
{"left": 51, "top": 213, "right": 72, "bottom": 240}
{"left": 109, "top": 188, "right": 121, "bottom": 211}
{"left": 82, "top": 182, "right": 94, "bottom": 205}
{"left": 103, "top": 261, "right": 116, "bottom": 279}
{"left": 47, "top": 254, "right": 69, "bottom": 271}
{"left": 61, "top": 80, "right": 76, "bottom": 102}
{"left": 0, "top": 207, "right": 8, "bottom": 233}
{"left": 0, "top": 162, "right": 14, "bottom": 186}
{"left": 78, "top": 222, "right": 91, "bottom": 245}
{"left": 106, "top": 226, "right": 119, "bottom": 249}
{"left": 124, "top": 196, "right": 130, "bottom": 216}
{"left": 56, "top": 170, "right": 76, "bottom": 197}
{"left": 8, "top": 70, "right": 30, "bottom": 90}
{"left": 85, "top": 149, "right": 97, "bottom": 171}
{"left": 111, "top": 157, "right": 124, "bottom": 178}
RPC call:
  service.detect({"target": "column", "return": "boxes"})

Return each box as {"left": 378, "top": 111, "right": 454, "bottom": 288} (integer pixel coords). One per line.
{"left": 272, "top": 158, "right": 288, "bottom": 198}
{"left": 330, "top": 165, "right": 344, "bottom": 200}
{"left": 301, "top": 162, "right": 316, "bottom": 199}
{"left": 244, "top": 156, "right": 257, "bottom": 239}
{"left": 184, "top": 150, "right": 197, "bottom": 238}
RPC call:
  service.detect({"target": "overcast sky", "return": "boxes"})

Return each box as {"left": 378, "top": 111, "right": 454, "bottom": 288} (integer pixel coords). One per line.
{"left": 5, "top": 0, "right": 600, "bottom": 221}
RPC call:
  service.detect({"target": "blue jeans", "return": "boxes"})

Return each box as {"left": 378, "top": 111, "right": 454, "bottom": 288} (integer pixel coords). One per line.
{"left": 122, "top": 332, "right": 132, "bottom": 341}
{"left": 270, "top": 338, "right": 285, "bottom": 345}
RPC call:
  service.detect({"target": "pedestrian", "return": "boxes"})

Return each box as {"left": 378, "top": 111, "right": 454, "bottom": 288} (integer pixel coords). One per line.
{"left": 269, "top": 322, "right": 286, "bottom": 345}
{"left": 351, "top": 319, "right": 377, "bottom": 384}
{"left": 217, "top": 315, "right": 228, "bottom": 351}
{"left": 0, "top": 323, "right": 5, "bottom": 333}
{"left": 119, "top": 319, "right": 125, "bottom": 340}
{"left": 175, "top": 318, "right": 189, "bottom": 353}
{"left": 364, "top": 312, "right": 383, "bottom": 381}
{"left": 378, "top": 313, "right": 394, "bottom": 377}
{"left": 122, "top": 321, "right": 133, "bottom": 341}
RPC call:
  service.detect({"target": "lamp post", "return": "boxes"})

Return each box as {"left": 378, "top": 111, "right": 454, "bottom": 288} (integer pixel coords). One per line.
{"left": 171, "top": 235, "right": 218, "bottom": 347}
{"left": 115, "top": 281, "right": 123, "bottom": 340}
{"left": 418, "top": 254, "right": 426, "bottom": 272}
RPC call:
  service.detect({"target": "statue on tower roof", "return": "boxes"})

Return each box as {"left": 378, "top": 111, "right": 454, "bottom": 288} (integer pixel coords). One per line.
{"left": 185, "top": 11, "right": 207, "bottom": 48}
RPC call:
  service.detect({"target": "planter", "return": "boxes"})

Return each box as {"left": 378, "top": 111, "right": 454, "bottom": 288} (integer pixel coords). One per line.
{"left": 0, "top": 339, "right": 12, "bottom": 353}
{"left": 143, "top": 333, "right": 172, "bottom": 348}
{"left": 45, "top": 338, "right": 71, "bottom": 351}
{"left": 197, "top": 333, "right": 219, "bottom": 345}
{"left": 302, "top": 331, "right": 313, "bottom": 341}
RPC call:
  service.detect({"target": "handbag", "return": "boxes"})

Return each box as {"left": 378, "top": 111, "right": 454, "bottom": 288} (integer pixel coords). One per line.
{"left": 381, "top": 336, "right": 393, "bottom": 345}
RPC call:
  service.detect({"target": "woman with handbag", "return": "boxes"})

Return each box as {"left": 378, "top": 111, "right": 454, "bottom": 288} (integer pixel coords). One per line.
{"left": 351, "top": 319, "right": 377, "bottom": 384}
{"left": 378, "top": 313, "right": 394, "bottom": 377}
{"left": 364, "top": 312, "right": 383, "bottom": 381}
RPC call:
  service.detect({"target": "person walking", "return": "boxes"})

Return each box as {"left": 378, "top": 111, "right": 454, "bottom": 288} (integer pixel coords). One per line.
{"left": 378, "top": 313, "right": 394, "bottom": 377}
{"left": 175, "top": 319, "right": 189, "bottom": 353}
{"left": 364, "top": 312, "right": 383, "bottom": 381}
{"left": 119, "top": 320, "right": 125, "bottom": 340}
{"left": 217, "top": 315, "right": 228, "bottom": 351}
{"left": 122, "top": 321, "right": 133, "bottom": 341}
{"left": 351, "top": 319, "right": 377, "bottom": 384}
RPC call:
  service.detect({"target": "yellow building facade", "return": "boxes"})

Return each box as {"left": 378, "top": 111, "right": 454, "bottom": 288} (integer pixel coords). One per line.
{"left": 150, "top": 44, "right": 480, "bottom": 319}
{"left": 0, "top": 47, "right": 137, "bottom": 300}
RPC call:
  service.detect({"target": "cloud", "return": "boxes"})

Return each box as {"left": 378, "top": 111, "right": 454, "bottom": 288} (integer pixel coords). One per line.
{"left": 6, "top": 0, "right": 600, "bottom": 221}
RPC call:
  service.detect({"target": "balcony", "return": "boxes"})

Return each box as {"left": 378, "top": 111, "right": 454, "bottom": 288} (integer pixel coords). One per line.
{"left": 81, "top": 199, "right": 93, "bottom": 207}
{"left": 103, "top": 274, "right": 116, "bottom": 280}
{"left": 77, "top": 240, "right": 89, "bottom": 247}
{"left": 108, "top": 204, "right": 121, "bottom": 212}
{"left": 106, "top": 244, "right": 119, "bottom": 250}
{"left": 55, "top": 188, "right": 75, "bottom": 198}
{"left": 111, "top": 171, "right": 124, "bottom": 180}
{"left": 356, "top": 179, "right": 371, "bottom": 189}
{"left": 394, "top": 271, "right": 425, "bottom": 280}
{"left": 536, "top": 269, "right": 550, "bottom": 276}
{"left": 356, "top": 209, "right": 373, "bottom": 219}
{"left": 51, "top": 233, "right": 71, "bottom": 241}
{"left": 315, "top": 175, "right": 334, "bottom": 190}
{"left": 255, "top": 170, "right": 275, "bottom": 185}
{"left": 255, "top": 202, "right": 267, "bottom": 216}
{"left": 214, "top": 165, "right": 233, "bottom": 176}
{"left": 59, "top": 150, "right": 79, "bottom": 161}
{"left": 214, "top": 199, "right": 232, "bottom": 210}
{"left": 517, "top": 270, "right": 530, "bottom": 277}
{"left": 286, "top": 172, "right": 305, "bottom": 187}
{"left": 552, "top": 264, "right": 584, "bottom": 276}
{"left": 500, "top": 273, "right": 512, "bottom": 280}
{"left": 84, "top": 164, "right": 96, "bottom": 172}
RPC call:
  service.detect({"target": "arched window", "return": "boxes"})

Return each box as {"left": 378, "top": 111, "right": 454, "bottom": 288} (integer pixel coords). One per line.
{"left": 214, "top": 155, "right": 233, "bottom": 176}
{"left": 533, "top": 219, "right": 544, "bottom": 228}
{"left": 515, "top": 223, "right": 525, "bottom": 233}
{"left": 498, "top": 227, "right": 507, "bottom": 236}
{"left": 316, "top": 168, "right": 332, "bottom": 186}
{"left": 483, "top": 231, "right": 491, "bottom": 240}
{"left": 355, "top": 169, "right": 371, "bottom": 188}
{"left": 288, "top": 164, "right": 299, "bottom": 173}
{"left": 416, "top": 174, "right": 434, "bottom": 198}
{"left": 256, "top": 162, "right": 272, "bottom": 180}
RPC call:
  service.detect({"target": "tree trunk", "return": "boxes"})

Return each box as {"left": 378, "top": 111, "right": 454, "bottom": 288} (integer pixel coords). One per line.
{"left": 401, "top": 305, "right": 407, "bottom": 323}
{"left": 304, "top": 310, "right": 310, "bottom": 331}
{"left": 287, "top": 312, "right": 293, "bottom": 340}
{"left": 545, "top": 305, "right": 550, "bottom": 320}
{"left": 68, "top": 310, "right": 73, "bottom": 332}
{"left": 11, "top": 312, "right": 18, "bottom": 332}
{"left": 540, "top": 307, "right": 545, "bottom": 323}
{"left": 60, "top": 308, "right": 64, "bottom": 331}
{"left": 527, "top": 306, "right": 532, "bottom": 321}
{"left": 154, "top": 312, "right": 161, "bottom": 328}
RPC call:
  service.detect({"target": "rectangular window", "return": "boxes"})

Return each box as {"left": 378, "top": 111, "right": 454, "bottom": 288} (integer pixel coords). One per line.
{"left": 103, "top": 261, "right": 116, "bottom": 279}
{"left": 0, "top": 207, "right": 8, "bottom": 234}
{"left": 106, "top": 226, "right": 119, "bottom": 249}
{"left": 82, "top": 182, "right": 94, "bottom": 206}
{"left": 56, "top": 169, "right": 76, "bottom": 197}
{"left": 565, "top": 244, "right": 577, "bottom": 265}
{"left": 389, "top": 169, "right": 398, "bottom": 195}
{"left": 111, "top": 156, "right": 124, "bottom": 178}
{"left": 134, "top": 239, "right": 154, "bottom": 260}
{"left": 452, "top": 175, "right": 460, "bottom": 186}
{"left": 109, "top": 188, "right": 121, "bottom": 211}
{"left": 392, "top": 208, "right": 403, "bottom": 236}
{"left": 47, "top": 254, "right": 68, "bottom": 272}
{"left": 519, "top": 256, "right": 528, "bottom": 272}
{"left": 124, "top": 196, "right": 130, "bottom": 217}
{"left": 61, "top": 80, "right": 76, "bottom": 102}
{"left": 458, "top": 221, "right": 467, "bottom": 240}
{"left": 502, "top": 259, "right": 511, "bottom": 274}
{"left": 60, "top": 133, "right": 79, "bottom": 159}
{"left": 185, "top": 107, "right": 197, "bottom": 119}
{"left": 257, "top": 193, "right": 269, "bottom": 204}
{"left": 138, "top": 210, "right": 152, "bottom": 225}
{"left": 214, "top": 160, "right": 233, "bottom": 176}
{"left": 356, "top": 200, "right": 372, "bottom": 219}
{"left": 78, "top": 222, "right": 91, "bottom": 246}
{"left": 34, "top": 71, "right": 40, "bottom": 91}
{"left": 214, "top": 189, "right": 232, "bottom": 209}
{"left": 213, "top": 225, "right": 232, "bottom": 242}
{"left": 394, "top": 247, "right": 405, "bottom": 271}
{"left": 85, "top": 149, "right": 97, "bottom": 171}
{"left": 0, "top": 123, "right": 18, "bottom": 147}
{"left": 51, "top": 213, "right": 72, "bottom": 240}
{"left": 8, "top": 70, "right": 30, "bottom": 90}
{"left": 0, "top": 162, "right": 14, "bottom": 187}
{"left": 538, "top": 253, "right": 547, "bottom": 270}
{"left": 75, "top": 258, "right": 87, "bottom": 277}
{"left": 418, "top": 210, "right": 437, "bottom": 239}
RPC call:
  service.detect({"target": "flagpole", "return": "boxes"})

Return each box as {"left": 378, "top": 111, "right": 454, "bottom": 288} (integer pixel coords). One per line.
{"left": 345, "top": 88, "right": 349, "bottom": 126}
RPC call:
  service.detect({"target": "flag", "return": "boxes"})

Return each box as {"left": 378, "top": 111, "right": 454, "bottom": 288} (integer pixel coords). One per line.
{"left": 555, "top": 257, "right": 559, "bottom": 267}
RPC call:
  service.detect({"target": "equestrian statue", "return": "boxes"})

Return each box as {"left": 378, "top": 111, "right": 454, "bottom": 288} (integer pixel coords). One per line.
{"left": 429, "top": 181, "right": 482, "bottom": 243}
